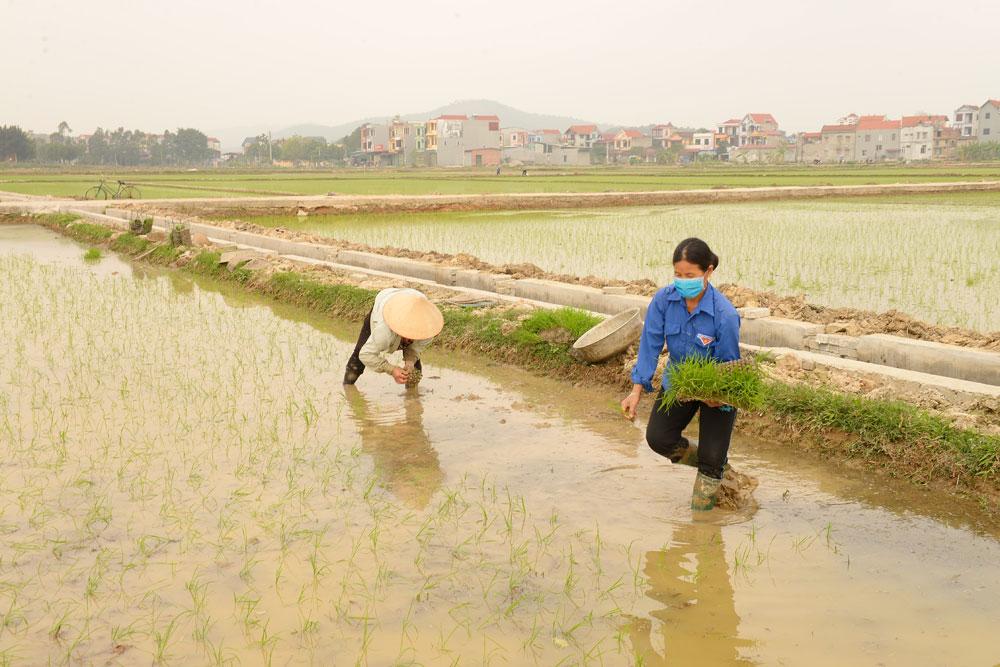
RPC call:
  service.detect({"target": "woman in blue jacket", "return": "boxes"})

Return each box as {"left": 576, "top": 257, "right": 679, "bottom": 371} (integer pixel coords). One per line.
{"left": 621, "top": 238, "right": 741, "bottom": 511}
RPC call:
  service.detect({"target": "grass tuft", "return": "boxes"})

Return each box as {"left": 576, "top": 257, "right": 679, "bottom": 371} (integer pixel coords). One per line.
{"left": 63, "top": 222, "right": 114, "bottom": 244}
{"left": 83, "top": 248, "right": 102, "bottom": 261}
{"left": 109, "top": 232, "right": 150, "bottom": 255}
{"left": 766, "top": 383, "right": 1000, "bottom": 479}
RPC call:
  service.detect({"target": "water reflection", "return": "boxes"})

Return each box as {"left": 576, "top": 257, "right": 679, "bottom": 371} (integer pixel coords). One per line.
{"left": 343, "top": 386, "right": 444, "bottom": 509}
{"left": 629, "top": 522, "right": 754, "bottom": 665}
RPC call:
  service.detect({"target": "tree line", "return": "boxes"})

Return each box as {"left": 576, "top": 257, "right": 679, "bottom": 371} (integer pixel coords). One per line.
{"left": 0, "top": 123, "right": 217, "bottom": 166}
{"left": 1, "top": 122, "right": 361, "bottom": 166}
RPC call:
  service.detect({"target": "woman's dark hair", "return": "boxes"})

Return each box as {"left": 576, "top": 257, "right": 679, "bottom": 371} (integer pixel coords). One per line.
{"left": 672, "top": 237, "right": 719, "bottom": 271}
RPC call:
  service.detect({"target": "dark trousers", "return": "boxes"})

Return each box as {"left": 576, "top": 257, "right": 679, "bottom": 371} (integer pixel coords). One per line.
{"left": 346, "top": 309, "right": 422, "bottom": 379}
{"left": 646, "top": 390, "right": 737, "bottom": 479}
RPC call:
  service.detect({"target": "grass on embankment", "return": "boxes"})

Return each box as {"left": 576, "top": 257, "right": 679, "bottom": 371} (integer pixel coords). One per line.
{"left": 765, "top": 383, "right": 999, "bottom": 482}
{"left": 30, "top": 212, "right": 1000, "bottom": 505}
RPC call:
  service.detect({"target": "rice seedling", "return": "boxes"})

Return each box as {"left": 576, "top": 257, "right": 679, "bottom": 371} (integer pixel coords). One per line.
{"left": 0, "top": 247, "right": 655, "bottom": 664}
{"left": 660, "top": 356, "right": 768, "bottom": 411}
{"left": 83, "top": 247, "right": 102, "bottom": 261}
{"left": 240, "top": 199, "right": 1000, "bottom": 330}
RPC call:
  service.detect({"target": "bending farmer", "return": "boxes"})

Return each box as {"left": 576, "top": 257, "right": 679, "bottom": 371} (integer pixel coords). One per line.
{"left": 344, "top": 288, "right": 444, "bottom": 386}
{"left": 620, "top": 238, "right": 741, "bottom": 511}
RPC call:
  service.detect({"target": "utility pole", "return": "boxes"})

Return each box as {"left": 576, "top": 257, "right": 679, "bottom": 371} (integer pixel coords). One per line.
{"left": 267, "top": 131, "right": 273, "bottom": 165}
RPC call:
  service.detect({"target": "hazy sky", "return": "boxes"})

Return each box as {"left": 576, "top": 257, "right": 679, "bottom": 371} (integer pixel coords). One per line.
{"left": 4, "top": 0, "right": 999, "bottom": 140}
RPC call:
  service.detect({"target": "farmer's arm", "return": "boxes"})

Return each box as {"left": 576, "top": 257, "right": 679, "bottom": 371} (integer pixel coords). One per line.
{"left": 359, "top": 322, "right": 399, "bottom": 374}
{"left": 630, "top": 291, "right": 667, "bottom": 393}
{"left": 714, "top": 311, "right": 741, "bottom": 363}
{"left": 402, "top": 338, "right": 431, "bottom": 368}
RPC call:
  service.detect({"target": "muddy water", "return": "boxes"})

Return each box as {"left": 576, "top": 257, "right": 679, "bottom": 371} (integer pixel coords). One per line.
{"left": 1, "top": 225, "right": 999, "bottom": 666}
{"left": 0, "top": 223, "right": 134, "bottom": 277}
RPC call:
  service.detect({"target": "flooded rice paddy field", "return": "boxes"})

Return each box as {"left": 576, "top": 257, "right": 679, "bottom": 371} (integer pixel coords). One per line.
{"left": 240, "top": 197, "right": 1000, "bottom": 332}
{"left": 1, "top": 225, "right": 1000, "bottom": 665}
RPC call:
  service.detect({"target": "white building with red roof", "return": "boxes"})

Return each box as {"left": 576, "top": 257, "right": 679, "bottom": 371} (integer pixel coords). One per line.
{"left": 854, "top": 115, "right": 901, "bottom": 162}
{"left": 900, "top": 115, "right": 948, "bottom": 161}
{"left": 427, "top": 113, "right": 501, "bottom": 167}
{"left": 736, "top": 113, "right": 780, "bottom": 147}
{"left": 817, "top": 123, "right": 858, "bottom": 163}
{"left": 529, "top": 129, "right": 563, "bottom": 146}
{"left": 563, "top": 124, "right": 599, "bottom": 148}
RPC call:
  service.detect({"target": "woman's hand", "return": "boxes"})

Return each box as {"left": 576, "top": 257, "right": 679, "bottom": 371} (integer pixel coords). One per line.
{"left": 391, "top": 366, "right": 410, "bottom": 384}
{"left": 703, "top": 399, "right": 724, "bottom": 408}
{"left": 621, "top": 386, "right": 643, "bottom": 420}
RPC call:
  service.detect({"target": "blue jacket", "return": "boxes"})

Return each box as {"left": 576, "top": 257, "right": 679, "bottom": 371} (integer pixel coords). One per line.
{"left": 630, "top": 283, "right": 741, "bottom": 393}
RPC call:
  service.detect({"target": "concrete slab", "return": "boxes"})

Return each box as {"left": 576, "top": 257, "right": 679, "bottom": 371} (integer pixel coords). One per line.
{"left": 745, "top": 344, "right": 1000, "bottom": 403}
{"left": 335, "top": 250, "right": 445, "bottom": 283}
{"left": 857, "top": 334, "right": 1000, "bottom": 386}
{"left": 510, "top": 278, "right": 653, "bottom": 316}
{"left": 737, "top": 307, "right": 771, "bottom": 320}
{"left": 740, "top": 317, "right": 823, "bottom": 349}
{"left": 805, "top": 333, "right": 860, "bottom": 359}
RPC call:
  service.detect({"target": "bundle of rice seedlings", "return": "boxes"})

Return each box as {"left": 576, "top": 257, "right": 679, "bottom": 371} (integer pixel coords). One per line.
{"left": 405, "top": 367, "right": 423, "bottom": 388}
{"left": 659, "top": 356, "right": 767, "bottom": 412}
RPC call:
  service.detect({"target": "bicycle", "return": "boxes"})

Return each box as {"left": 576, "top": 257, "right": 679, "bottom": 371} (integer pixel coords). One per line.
{"left": 84, "top": 179, "right": 142, "bottom": 200}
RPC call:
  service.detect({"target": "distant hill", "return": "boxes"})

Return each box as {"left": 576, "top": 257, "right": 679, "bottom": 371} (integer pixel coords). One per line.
{"left": 211, "top": 100, "right": 607, "bottom": 151}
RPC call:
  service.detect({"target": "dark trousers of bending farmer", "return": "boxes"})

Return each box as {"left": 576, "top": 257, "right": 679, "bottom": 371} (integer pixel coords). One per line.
{"left": 621, "top": 237, "right": 741, "bottom": 511}
{"left": 343, "top": 288, "right": 443, "bottom": 386}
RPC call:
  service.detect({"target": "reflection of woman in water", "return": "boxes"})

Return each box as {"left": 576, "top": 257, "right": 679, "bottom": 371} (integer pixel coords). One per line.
{"left": 628, "top": 522, "right": 752, "bottom": 665}
{"left": 343, "top": 386, "right": 444, "bottom": 509}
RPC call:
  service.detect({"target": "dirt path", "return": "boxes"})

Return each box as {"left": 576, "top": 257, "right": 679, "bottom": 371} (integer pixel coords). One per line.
{"left": 4, "top": 178, "right": 1000, "bottom": 215}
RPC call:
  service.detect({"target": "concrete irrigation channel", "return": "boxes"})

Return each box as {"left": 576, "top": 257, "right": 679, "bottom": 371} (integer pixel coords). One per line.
{"left": 2, "top": 222, "right": 1000, "bottom": 665}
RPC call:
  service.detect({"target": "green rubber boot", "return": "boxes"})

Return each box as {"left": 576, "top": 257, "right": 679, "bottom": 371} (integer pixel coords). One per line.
{"left": 691, "top": 472, "right": 722, "bottom": 511}
{"left": 674, "top": 440, "right": 699, "bottom": 468}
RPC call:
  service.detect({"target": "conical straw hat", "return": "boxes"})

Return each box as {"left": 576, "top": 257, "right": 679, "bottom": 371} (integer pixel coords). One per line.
{"left": 383, "top": 292, "right": 444, "bottom": 340}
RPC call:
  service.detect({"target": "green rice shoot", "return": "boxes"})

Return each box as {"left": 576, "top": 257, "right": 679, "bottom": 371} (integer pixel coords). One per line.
{"left": 660, "top": 356, "right": 767, "bottom": 411}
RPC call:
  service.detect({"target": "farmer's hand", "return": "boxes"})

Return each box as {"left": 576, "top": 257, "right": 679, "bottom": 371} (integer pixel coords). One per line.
{"left": 621, "top": 387, "right": 642, "bottom": 420}
{"left": 703, "top": 400, "right": 724, "bottom": 408}
{"left": 391, "top": 367, "right": 410, "bottom": 384}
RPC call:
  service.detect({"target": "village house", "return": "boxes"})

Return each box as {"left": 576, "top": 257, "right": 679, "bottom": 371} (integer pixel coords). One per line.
{"left": 737, "top": 113, "right": 780, "bottom": 147}
{"left": 502, "top": 128, "right": 529, "bottom": 148}
{"left": 429, "top": 114, "right": 501, "bottom": 167}
{"left": 529, "top": 129, "right": 562, "bottom": 146}
{"left": 651, "top": 124, "right": 681, "bottom": 149}
{"left": 502, "top": 141, "right": 590, "bottom": 166}
{"left": 797, "top": 131, "right": 823, "bottom": 163}
{"left": 563, "top": 124, "right": 599, "bottom": 148}
{"left": 978, "top": 99, "right": 1000, "bottom": 142}
{"left": 854, "top": 115, "right": 901, "bottom": 162}
{"left": 688, "top": 131, "right": 716, "bottom": 153}
{"left": 818, "top": 123, "right": 857, "bottom": 163}
{"left": 952, "top": 104, "right": 979, "bottom": 140}
{"left": 900, "top": 115, "right": 947, "bottom": 161}
{"left": 716, "top": 119, "right": 740, "bottom": 147}
{"left": 612, "top": 129, "right": 651, "bottom": 153}
{"left": 360, "top": 123, "right": 390, "bottom": 154}
{"left": 934, "top": 126, "right": 960, "bottom": 159}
